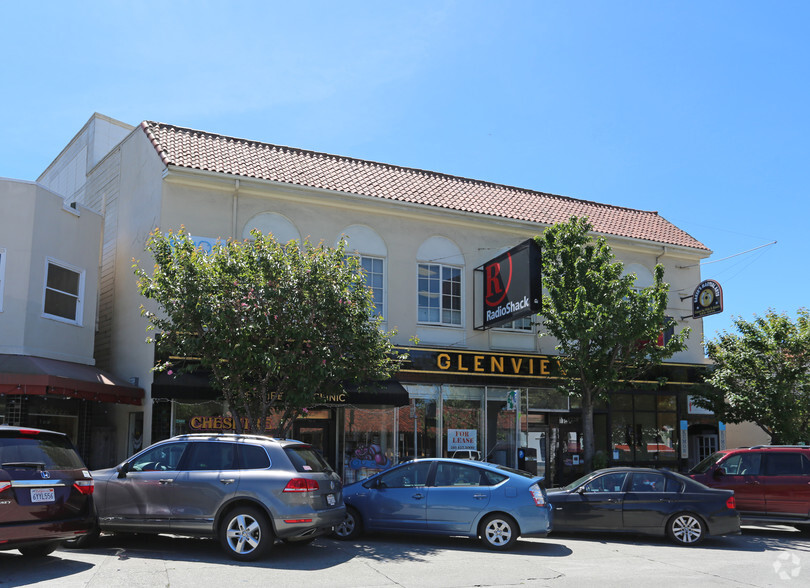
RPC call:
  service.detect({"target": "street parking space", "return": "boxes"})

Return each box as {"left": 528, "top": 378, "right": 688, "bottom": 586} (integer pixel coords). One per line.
{"left": 1, "top": 526, "right": 808, "bottom": 587}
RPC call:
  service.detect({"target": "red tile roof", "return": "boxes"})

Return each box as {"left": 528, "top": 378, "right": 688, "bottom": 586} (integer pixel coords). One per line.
{"left": 141, "top": 121, "right": 708, "bottom": 251}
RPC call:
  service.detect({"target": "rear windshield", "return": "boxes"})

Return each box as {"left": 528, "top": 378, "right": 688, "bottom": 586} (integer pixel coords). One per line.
{"left": 284, "top": 445, "right": 333, "bottom": 473}
{"left": 0, "top": 431, "right": 86, "bottom": 470}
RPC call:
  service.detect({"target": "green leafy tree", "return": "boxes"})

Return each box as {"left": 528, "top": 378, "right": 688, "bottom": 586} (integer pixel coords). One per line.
{"left": 536, "top": 216, "right": 690, "bottom": 469}
{"left": 697, "top": 309, "right": 810, "bottom": 444}
{"left": 134, "top": 228, "right": 403, "bottom": 437}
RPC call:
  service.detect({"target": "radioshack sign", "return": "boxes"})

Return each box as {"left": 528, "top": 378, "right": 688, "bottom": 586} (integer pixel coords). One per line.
{"left": 478, "top": 239, "right": 542, "bottom": 329}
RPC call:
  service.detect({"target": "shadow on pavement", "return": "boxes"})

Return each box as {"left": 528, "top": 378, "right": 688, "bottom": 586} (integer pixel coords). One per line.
{"left": 0, "top": 551, "right": 94, "bottom": 585}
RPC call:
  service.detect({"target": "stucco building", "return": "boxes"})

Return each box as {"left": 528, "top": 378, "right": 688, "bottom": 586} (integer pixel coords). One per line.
{"left": 2, "top": 113, "right": 737, "bottom": 482}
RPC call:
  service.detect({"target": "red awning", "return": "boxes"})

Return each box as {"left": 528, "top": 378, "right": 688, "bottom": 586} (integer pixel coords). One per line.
{"left": 0, "top": 355, "right": 143, "bottom": 405}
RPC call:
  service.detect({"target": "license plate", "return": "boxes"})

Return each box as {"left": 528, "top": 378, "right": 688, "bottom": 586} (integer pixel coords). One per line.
{"left": 31, "top": 488, "right": 55, "bottom": 503}
{"left": 326, "top": 493, "right": 336, "bottom": 506}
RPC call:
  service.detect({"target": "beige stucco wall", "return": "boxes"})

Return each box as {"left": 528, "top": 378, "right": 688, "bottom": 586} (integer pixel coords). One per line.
{"left": 0, "top": 178, "right": 101, "bottom": 364}
{"left": 726, "top": 421, "right": 771, "bottom": 448}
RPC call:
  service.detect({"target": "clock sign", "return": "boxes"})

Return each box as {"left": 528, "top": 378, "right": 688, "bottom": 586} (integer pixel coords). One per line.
{"left": 692, "top": 280, "right": 723, "bottom": 318}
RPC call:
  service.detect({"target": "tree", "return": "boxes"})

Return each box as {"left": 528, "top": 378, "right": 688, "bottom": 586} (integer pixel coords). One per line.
{"left": 536, "top": 216, "right": 690, "bottom": 469}
{"left": 134, "top": 228, "right": 404, "bottom": 437}
{"left": 696, "top": 309, "right": 810, "bottom": 444}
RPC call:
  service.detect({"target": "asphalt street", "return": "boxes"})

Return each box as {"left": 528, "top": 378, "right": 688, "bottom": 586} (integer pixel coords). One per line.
{"left": 1, "top": 526, "right": 808, "bottom": 588}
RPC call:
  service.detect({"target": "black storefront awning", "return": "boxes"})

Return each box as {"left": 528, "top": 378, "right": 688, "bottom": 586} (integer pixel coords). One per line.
{"left": 0, "top": 354, "right": 144, "bottom": 405}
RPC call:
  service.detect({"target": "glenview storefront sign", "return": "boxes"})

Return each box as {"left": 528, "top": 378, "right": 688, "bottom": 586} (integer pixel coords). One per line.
{"left": 395, "top": 346, "right": 560, "bottom": 380}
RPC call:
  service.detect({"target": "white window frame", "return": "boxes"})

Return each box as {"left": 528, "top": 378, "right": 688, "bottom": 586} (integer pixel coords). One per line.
{"left": 417, "top": 262, "right": 463, "bottom": 326}
{"left": 358, "top": 254, "right": 385, "bottom": 319}
{"left": 42, "top": 257, "right": 85, "bottom": 325}
{"left": 0, "top": 248, "right": 5, "bottom": 313}
{"left": 495, "top": 315, "right": 534, "bottom": 332}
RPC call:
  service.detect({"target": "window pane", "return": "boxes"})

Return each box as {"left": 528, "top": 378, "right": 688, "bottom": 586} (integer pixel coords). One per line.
{"left": 44, "top": 289, "right": 78, "bottom": 320}
{"left": 46, "top": 264, "right": 80, "bottom": 294}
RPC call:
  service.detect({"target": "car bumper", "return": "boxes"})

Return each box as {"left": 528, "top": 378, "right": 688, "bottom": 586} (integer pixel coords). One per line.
{"left": 707, "top": 512, "right": 742, "bottom": 537}
{"left": 272, "top": 506, "right": 347, "bottom": 540}
{"left": 0, "top": 514, "right": 96, "bottom": 551}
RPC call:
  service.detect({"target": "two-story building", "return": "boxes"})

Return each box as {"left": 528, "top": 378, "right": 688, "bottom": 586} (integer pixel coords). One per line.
{"left": 17, "top": 113, "right": 740, "bottom": 482}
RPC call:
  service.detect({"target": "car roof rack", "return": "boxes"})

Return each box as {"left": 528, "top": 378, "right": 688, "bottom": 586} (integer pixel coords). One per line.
{"left": 748, "top": 444, "right": 808, "bottom": 449}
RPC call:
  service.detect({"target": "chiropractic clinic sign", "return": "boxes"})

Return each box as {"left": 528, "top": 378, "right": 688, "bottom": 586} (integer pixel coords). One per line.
{"left": 478, "top": 239, "right": 542, "bottom": 329}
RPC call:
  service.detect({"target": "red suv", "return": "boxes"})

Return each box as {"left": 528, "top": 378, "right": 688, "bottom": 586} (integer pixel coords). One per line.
{"left": 689, "top": 445, "right": 810, "bottom": 532}
{"left": 0, "top": 426, "right": 95, "bottom": 556}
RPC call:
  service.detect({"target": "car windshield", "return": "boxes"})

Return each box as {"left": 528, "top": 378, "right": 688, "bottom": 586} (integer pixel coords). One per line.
{"left": 689, "top": 452, "right": 726, "bottom": 474}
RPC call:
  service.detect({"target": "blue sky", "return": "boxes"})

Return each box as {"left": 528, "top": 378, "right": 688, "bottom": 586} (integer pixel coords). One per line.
{"left": 1, "top": 1, "right": 805, "bottom": 341}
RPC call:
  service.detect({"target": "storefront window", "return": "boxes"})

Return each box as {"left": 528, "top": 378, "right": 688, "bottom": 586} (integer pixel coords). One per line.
{"left": 442, "top": 386, "right": 484, "bottom": 459}
{"left": 486, "top": 387, "right": 518, "bottom": 468}
{"left": 610, "top": 393, "right": 678, "bottom": 465}
{"left": 341, "top": 406, "right": 397, "bottom": 484}
{"left": 172, "top": 400, "right": 225, "bottom": 436}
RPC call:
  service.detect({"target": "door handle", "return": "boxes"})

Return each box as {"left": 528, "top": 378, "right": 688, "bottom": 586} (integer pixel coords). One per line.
{"left": 159, "top": 479, "right": 173, "bottom": 484}
{"left": 412, "top": 493, "right": 425, "bottom": 500}
{"left": 473, "top": 494, "right": 487, "bottom": 499}
{"left": 220, "top": 479, "right": 236, "bottom": 485}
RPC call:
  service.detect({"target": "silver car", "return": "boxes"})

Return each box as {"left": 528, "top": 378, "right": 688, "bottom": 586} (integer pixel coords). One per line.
{"left": 86, "top": 434, "right": 345, "bottom": 561}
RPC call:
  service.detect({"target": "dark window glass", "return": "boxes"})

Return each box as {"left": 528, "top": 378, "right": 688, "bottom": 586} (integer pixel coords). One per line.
{"left": 375, "top": 461, "right": 432, "bottom": 488}
{"left": 285, "top": 445, "right": 333, "bottom": 473}
{"left": 130, "top": 442, "right": 188, "bottom": 472}
{"left": 584, "top": 472, "right": 627, "bottom": 493}
{"left": 183, "top": 442, "right": 237, "bottom": 471}
{"left": 764, "top": 453, "right": 805, "bottom": 476}
{"left": 481, "top": 470, "right": 509, "bottom": 486}
{"left": 664, "top": 477, "right": 684, "bottom": 492}
{"left": 237, "top": 444, "right": 271, "bottom": 469}
{"left": 0, "top": 432, "right": 85, "bottom": 470}
{"left": 629, "top": 472, "right": 666, "bottom": 492}
{"left": 433, "top": 463, "right": 484, "bottom": 487}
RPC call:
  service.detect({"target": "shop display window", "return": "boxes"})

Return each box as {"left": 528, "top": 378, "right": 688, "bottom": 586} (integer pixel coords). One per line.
{"left": 341, "top": 407, "right": 397, "bottom": 484}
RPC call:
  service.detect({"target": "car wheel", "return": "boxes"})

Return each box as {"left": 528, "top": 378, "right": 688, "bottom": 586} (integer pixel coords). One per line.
{"left": 334, "top": 506, "right": 363, "bottom": 540}
{"left": 667, "top": 512, "right": 705, "bottom": 546}
{"left": 18, "top": 544, "right": 56, "bottom": 557}
{"left": 219, "top": 506, "right": 273, "bottom": 561}
{"left": 479, "top": 513, "right": 518, "bottom": 550}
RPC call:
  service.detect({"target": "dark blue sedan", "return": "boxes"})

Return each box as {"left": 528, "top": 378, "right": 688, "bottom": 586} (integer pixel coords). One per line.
{"left": 547, "top": 467, "right": 740, "bottom": 545}
{"left": 333, "top": 458, "right": 552, "bottom": 550}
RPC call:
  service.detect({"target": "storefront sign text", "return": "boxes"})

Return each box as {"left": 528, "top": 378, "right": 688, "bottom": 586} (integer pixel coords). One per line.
{"left": 395, "top": 347, "right": 560, "bottom": 380}
{"left": 448, "top": 428, "right": 477, "bottom": 451}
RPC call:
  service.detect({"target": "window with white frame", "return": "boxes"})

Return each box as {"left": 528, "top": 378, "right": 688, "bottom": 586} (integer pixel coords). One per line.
{"left": 418, "top": 263, "right": 462, "bottom": 325}
{"left": 359, "top": 255, "right": 384, "bottom": 318}
{"left": 42, "top": 258, "right": 84, "bottom": 324}
{"left": 0, "top": 248, "right": 5, "bottom": 312}
{"left": 497, "top": 315, "right": 533, "bottom": 331}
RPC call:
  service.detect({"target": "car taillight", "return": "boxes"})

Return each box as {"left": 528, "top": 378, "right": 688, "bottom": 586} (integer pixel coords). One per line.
{"left": 73, "top": 480, "right": 94, "bottom": 495}
{"left": 726, "top": 496, "right": 735, "bottom": 510}
{"left": 529, "top": 483, "right": 546, "bottom": 507}
{"left": 283, "top": 478, "right": 319, "bottom": 492}
{"left": 0, "top": 482, "right": 10, "bottom": 493}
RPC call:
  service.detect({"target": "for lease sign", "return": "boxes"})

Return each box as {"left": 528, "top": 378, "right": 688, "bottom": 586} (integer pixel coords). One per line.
{"left": 448, "top": 429, "right": 478, "bottom": 451}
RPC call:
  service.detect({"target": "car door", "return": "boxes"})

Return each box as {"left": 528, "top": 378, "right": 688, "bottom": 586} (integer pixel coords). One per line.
{"left": 762, "top": 452, "right": 810, "bottom": 517}
{"left": 99, "top": 442, "right": 189, "bottom": 531}
{"left": 554, "top": 471, "right": 627, "bottom": 530}
{"left": 362, "top": 461, "right": 432, "bottom": 532}
{"left": 170, "top": 441, "right": 240, "bottom": 534}
{"left": 622, "top": 471, "right": 673, "bottom": 529}
{"left": 715, "top": 452, "right": 766, "bottom": 514}
{"left": 426, "top": 462, "right": 491, "bottom": 532}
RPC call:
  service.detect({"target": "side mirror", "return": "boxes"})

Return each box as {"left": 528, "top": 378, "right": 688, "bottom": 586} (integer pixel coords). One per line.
{"left": 713, "top": 467, "right": 726, "bottom": 479}
{"left": 117, "top": 462, "right": 130, "bottom": 478}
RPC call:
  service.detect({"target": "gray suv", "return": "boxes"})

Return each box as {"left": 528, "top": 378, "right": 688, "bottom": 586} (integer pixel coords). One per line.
{"left": 87, "top": 433, "right": 345, "bottom": 560}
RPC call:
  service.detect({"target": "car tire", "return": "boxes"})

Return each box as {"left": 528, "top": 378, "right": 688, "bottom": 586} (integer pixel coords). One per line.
{"left": 333, "top": 506, "right": 363, "bottom": 540}
{"left": 18, "top": 544, "right": 57, "bottom": 557}
{"left": 479, "top": 513, "right": 518, "bottom": 550}
{"left": 219, "top": 506, "right": 273, "bottom": 561}
{"left": 667, "top": 512, "right": 705, "bottom": 546}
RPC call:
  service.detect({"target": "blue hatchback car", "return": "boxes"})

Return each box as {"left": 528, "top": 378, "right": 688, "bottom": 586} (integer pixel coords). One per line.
{"left": 334, "top": 458, "right": 552, "bottom": 550}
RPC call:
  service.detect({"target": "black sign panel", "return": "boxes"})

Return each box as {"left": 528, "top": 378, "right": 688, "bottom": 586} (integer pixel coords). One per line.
{"left": 692, "top": 279, "right": 723, "bottom": 318}
{"left": 480, "top": 239, "right": 542, "bottom": 329}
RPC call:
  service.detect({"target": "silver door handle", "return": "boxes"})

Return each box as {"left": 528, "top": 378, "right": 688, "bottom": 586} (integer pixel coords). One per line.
{"left": 159, "top": 479, "right": 173, "bottom": 484}
{"left": 220, "top": 479, "right": 236, "bottom": 485}
{"left": 473, "top": 494, "right": 487, "bottom": 499}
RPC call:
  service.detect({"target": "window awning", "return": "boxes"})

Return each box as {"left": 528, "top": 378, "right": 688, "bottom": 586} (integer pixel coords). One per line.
{"left": 0, "top": 355, "right": 144, "bottom": 405}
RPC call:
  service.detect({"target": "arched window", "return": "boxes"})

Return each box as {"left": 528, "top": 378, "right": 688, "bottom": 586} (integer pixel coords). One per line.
{"left": 416, "top": 237, "right": 464, "bottom": 326}
{"left": 339, "top": 225, "right": 387, "bottom": 319}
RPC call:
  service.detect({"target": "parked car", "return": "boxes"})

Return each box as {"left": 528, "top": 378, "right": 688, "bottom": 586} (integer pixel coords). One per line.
{"left": 333, "top": 458, "right": 552, "bottom": 550}
{"left": 0, "top": 426, "right": 95, "bottom": 556}
{"left": 546, "top": 467, "right": 740, "bottom": 545}
{"left": 688, "top": 445, "right": 810, "bottom": 532}
{"left": 450, "top": 450, "right": 482, "bottom": 461}
{"left": 86, "top": 433, "right": 345, "bottom": 561}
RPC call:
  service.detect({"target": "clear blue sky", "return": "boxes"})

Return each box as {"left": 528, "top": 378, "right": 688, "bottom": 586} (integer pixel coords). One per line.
{"left": 1, "top": 1, "right": 805, "bottom": 341}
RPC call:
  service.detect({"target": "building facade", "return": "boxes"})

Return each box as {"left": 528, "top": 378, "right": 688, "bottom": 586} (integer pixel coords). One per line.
{"left": 23, "top": 113, "right": 739, "bottom": 483}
